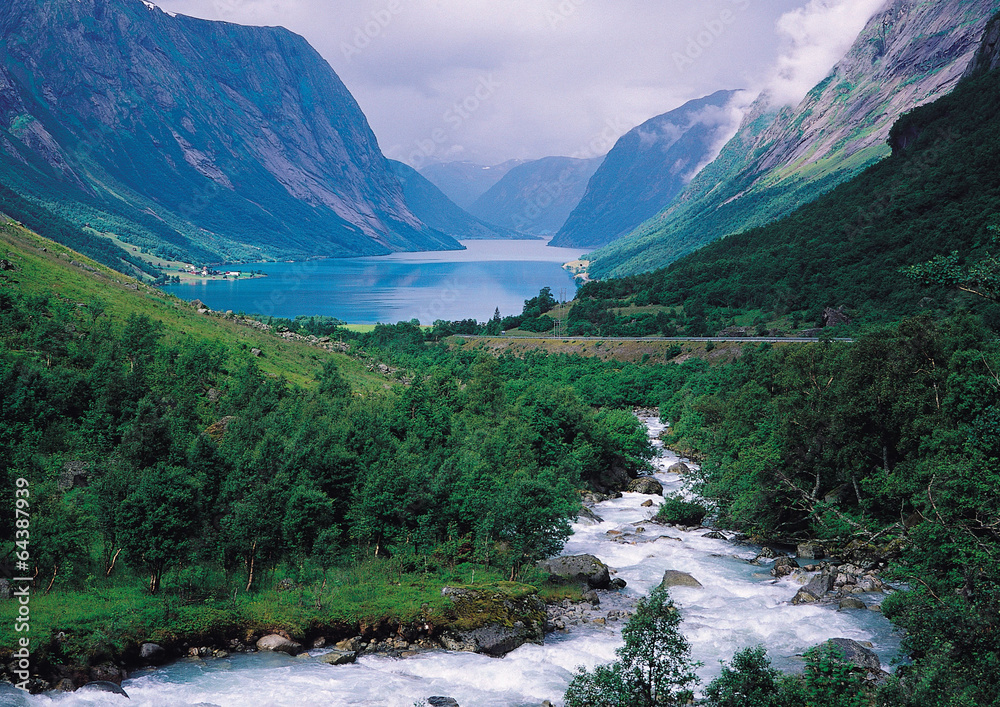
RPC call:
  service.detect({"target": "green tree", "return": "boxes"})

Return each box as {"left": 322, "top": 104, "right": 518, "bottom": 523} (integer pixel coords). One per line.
{"left": 118, "top": 464, "right": 202, "bottom": 593}
{"left": 703, "top": 646, "right": 786, "bottom": 707}
{"left": 903, "top": 226, "right": 1000, "bottom": 302}
{"left": 318, "top": 359, "right": 352, "bottom": 398}
{"left": 564, "top": 587, "right": 700, "bottom": 706}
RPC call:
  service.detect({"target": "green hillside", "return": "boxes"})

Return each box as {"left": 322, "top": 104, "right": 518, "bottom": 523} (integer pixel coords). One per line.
{"left": 567, "top": 61, "right": 1000, "bottom": 336}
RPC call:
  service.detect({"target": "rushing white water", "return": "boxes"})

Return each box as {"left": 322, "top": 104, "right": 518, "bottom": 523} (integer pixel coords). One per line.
{"left": 9, "top": 415, "right": 901, "bottom": 707}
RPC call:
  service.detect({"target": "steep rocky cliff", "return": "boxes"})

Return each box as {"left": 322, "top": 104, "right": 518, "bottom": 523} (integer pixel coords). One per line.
{"left": 964, "top": 12, "right": 1000, "bottom": 77}
{"left": 0, "top": 0, "right": 460, "bottom": 262}
{"left": 467, "top": 156, "right": 602, "bottom": 236}
{"left": 550, "top": 90, "right": 738, "bottom": 249}
{"left": 590, "top": 0, "right": 1000, "bottom": 278}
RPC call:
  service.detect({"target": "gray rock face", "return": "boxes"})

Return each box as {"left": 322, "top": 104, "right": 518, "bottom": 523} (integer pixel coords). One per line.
{"left": 319, "top": 649, "right": 357, "bottom": 665}
{"left": 819, "top": 638, "right": 883, "bottom": 674}
{"left": 964, "top": 13, "right": 1000, "bottom": 78}
{"left": 256, "top": 634, "right": 303, "bottom": 656}
{"left": 0, "top": 0, "right": 461, "bottom": 262}
{"left": 797, "top": 543, "right": 826, "bottom": 560}
{"left": 536, "top": 555, "right": 611, "bottom": 589}
{"left": 427, "top": 698, "right": 460, "bottom": 707}
{"left": 626, "top": 476, "right": 664, "bottom": 495}
{"left": 660, "top": 570, "right": 703, "bottom": 589}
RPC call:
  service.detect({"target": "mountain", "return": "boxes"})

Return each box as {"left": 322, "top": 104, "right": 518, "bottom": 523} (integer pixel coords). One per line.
{"left": 549, "top": 90, "right": 739, "bottom": 249}
{"left": 388, "top": 160, "right": 523, "bottom": 240}
{"left": 589, "top": 0, "right": 1000, "bottom": 278}
{"left": 568, "top": 21, "right": 1000, "bottom": 336}
{"left": 466, "top": 156, "right": 602, "bottom": 236}
{"left": 0, "top": 0, "right": 460, "bottom": 265}
{"left": 418, "top": 160, "right": 526, "bottom": 210}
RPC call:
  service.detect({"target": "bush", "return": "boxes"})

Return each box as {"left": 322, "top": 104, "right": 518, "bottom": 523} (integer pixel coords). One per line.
{"left": 654, "top": 494, "right": 708, "bottom": 526}
{"left": 704, "top": 645, "right": 785, "bottom": 707}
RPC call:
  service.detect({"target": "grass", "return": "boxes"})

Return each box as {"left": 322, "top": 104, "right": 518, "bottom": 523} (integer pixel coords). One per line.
{"left": 0, "top": 221, "right": 387, "bottom": 392}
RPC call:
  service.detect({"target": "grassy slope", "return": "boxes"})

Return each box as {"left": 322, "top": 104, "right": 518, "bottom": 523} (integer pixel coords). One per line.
{"left": 0, "top": 219, "right": 581, "bottom": 673}
{"left": 0, "top": 219, "right": 385, "bottom": 392}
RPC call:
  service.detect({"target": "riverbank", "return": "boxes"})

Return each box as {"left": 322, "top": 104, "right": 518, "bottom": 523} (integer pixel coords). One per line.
{"left": 0, "top": 568, "right": 588, "bottom": 694}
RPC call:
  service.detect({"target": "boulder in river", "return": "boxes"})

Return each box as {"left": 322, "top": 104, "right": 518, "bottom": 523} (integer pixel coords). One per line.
{"left": 815, "top": 638, "right": 886, "bottom": 681}
{"left": 667, "top": 462, "right": 691, "bottom": 475}
{"left": 320, "top": 649, "right": 357, "bottom": 665}
{"left": 576, "top": 506, "right": 604, "bottom": 524}
{"left": 660, "top": 570, "right": 703, "bottom": 589}
{"left": 839, "top": 597, "right": 867, "bottom": 611}
{"left": 428, "top": 698, "right": 460, "bottom": 707}
{"left": 257, "top": 634, "right": 303, "bottom": 656}
{"left": 792, "top": 570, "right": 836, "bottom": 604}
{"left": 439, "top": 586, "right": 546, "bottom": 656}
{"left": 626, "top": 476, "right": 664, "bottom": 495}
{"left": 79, "top": 681, "right": 129, "bottom": 697}
{"left": 536, "top": 554, "right": 611, "bottom": 589}
{"left": 771, "top": 556, "right": 800, "bottom": 578}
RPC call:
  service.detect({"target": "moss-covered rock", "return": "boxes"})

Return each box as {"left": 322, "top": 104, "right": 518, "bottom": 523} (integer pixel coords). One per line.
{"left": 437, "top": 584, "right": 546, "bottom": 657}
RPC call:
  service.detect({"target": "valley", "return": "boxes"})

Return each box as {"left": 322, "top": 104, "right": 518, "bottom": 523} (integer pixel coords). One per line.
{"left": 1, "top": 1, "right": 999, "bottom": 706}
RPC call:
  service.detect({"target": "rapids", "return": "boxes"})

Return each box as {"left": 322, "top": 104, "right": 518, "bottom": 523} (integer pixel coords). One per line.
{"left": 9, "top": 414, "right": 900, "bottom": 707}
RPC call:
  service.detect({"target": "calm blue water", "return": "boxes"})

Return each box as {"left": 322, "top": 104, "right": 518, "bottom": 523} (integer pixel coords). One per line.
{"left": 161, "top": 240, "right": 588, "bottom": 324}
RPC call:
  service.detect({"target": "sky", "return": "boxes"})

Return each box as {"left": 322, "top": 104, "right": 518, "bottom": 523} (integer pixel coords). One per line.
{"left": 154, "top": 0, "right": 886, "bottom": 168}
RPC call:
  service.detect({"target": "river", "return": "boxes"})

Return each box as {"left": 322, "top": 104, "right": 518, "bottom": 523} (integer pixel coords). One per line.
{"left": 11, "top": 414, "right": 900, "bottom": 707}
{"left": 159, "top": 240, "right": 587, "bottom": 324}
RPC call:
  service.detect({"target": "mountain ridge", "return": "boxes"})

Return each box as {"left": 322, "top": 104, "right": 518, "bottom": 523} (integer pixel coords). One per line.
{"left": 550, "top": 89, "right": 739, "bottom": 249}
{"left": 589, "top": 0, "right": 1000, "bottom": 278}
{"left": 0, "top": 0, "right": 460, "bottom": 264}
{"left": 466, "top": 156, "right": 603, "bottom": 236}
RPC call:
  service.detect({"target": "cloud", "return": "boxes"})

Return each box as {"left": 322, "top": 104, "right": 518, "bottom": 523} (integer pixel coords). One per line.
{"left": 766, "top": 0, "right": 887, "bottom": 106}
{"left": 156, "top": 0, "right": 835, "bottom": 165}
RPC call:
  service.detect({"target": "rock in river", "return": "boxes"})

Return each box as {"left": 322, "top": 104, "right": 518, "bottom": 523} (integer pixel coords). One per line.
{"left": 257, "top": 634, "right": 303, "bottom": 656}
{"left": 626, "top": 476, "right": 664, "bottom": 495}
{"left": 660, "top": 570, "right": 703, "bottom": 589}
{"left": 536, "top": 554, "right": 611, "bottom": 589}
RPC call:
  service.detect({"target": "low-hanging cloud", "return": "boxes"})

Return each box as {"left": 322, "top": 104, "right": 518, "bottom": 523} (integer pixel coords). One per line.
{"left": 765, "top": 0, "right": 887, "bottom": 107}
